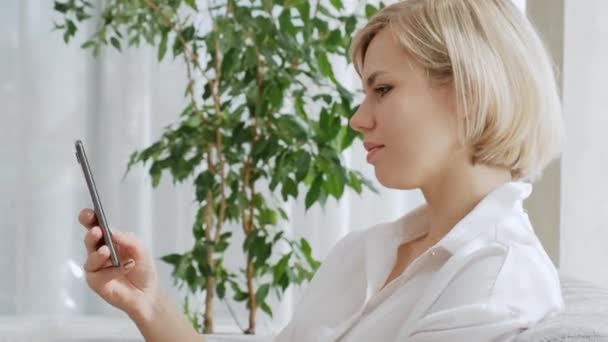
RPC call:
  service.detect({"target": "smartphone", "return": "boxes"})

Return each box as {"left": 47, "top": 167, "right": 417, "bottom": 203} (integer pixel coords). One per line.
{"left": 75, "top": 140, "right": 121, "bottom": 267}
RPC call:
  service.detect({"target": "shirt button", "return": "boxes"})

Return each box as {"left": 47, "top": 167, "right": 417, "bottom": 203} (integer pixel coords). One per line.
{"left": 430, "top": 250, "right": 437, "bottom": 256}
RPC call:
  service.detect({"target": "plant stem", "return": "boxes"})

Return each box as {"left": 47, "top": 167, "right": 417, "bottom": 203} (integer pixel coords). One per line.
{"left": 203, "top": 189, "right": 215, "bottom": 333}
{"left": 210, "top": 13, "right": 227, "bottom": 247}
{"left": 245, "top": 258, "right": 256, "bottom": 334}
{"left": 201, "top": 143, "right": 217, "bottom": 333}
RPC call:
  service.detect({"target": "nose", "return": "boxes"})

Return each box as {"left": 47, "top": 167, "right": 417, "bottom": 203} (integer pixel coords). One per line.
{"left": 349, "top": 101, "right": 375, "bottom": 133}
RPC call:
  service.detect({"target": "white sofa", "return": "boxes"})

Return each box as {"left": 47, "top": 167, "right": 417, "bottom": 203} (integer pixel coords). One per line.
{"left": 515, "top": 272, "right": 608, "bottom": 342}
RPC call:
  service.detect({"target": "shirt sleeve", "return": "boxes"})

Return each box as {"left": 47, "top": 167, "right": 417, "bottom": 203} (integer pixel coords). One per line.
{"left": 407, "top": 302, "right": 525, "bottom": 342}
{"left": 274, "top": 230, "right": 366, "bottom": 342}
{"left": 405, "top": 240, "right": 564, "bottom": 342}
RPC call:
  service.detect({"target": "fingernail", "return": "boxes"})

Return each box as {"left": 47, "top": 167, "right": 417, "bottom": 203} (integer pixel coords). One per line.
{"left": 124, "top": 259, "right": 135, "bottom": 270}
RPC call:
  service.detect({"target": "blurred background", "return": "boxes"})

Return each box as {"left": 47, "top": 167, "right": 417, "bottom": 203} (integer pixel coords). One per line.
{"left": 2, "top": 0, "right": 607, "bottom": 340}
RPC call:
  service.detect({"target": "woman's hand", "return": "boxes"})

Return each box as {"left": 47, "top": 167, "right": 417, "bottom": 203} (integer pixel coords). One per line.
{"left": 78, "top": 208, "right": 160, "bottom": 320}
{"left": 78, "top": 208, "right": 204, "bottom": 341}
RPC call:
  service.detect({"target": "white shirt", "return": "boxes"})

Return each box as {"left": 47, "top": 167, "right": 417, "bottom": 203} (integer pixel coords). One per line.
{"left": 275, "top": 181, "right": 564, "bottom": 342}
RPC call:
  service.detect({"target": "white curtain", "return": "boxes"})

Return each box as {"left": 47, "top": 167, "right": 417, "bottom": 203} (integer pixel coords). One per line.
{"left": 560, "top": 0, "right": 608, "bottom": 289}
{"left": 0, "top": 0, "right": 423, "bottom": 338}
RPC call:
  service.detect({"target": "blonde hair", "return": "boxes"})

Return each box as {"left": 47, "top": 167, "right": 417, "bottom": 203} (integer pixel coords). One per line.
{"left": 350, "top": 0, "right": 564, "bottom": 182}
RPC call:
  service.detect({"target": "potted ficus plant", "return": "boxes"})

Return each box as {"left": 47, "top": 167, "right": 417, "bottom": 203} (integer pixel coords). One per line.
{"left": 54, "top": 0, "right": 383, "bottom": 336}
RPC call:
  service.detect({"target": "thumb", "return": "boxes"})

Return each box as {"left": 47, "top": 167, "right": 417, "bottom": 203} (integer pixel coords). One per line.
{"left": 109, "top": 229, "right": 145, "bottom": 262}
{"left": 88, "top": 258, "right": 138, "bottom": 308}
{"left": 88, "top": 258, "right": 136, "bottom": 284}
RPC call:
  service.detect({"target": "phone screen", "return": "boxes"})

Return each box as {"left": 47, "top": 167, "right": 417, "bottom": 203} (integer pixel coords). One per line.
{"left": 75, "top": 140, "right": 121, "bottom": 267}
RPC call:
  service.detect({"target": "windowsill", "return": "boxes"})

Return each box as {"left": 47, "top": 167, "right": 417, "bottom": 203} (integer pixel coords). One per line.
{"left": 0, "top": 315, "right": 274, "bottom": 341}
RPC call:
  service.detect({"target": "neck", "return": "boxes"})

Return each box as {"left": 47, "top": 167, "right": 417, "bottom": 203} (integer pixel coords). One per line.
{"left": 419, "top": 162, "right": 513, "bottom": 245}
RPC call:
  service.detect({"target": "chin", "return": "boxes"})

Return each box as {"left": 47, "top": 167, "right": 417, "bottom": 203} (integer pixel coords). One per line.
{"left": 374, "top": 167, "right": 420, "bottom": 190}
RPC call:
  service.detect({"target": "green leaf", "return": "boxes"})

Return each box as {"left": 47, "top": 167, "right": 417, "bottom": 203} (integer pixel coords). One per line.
{"left": 110, "top": 37, "right": 122, "bottom": 51}
{"left": 269, "top": 85, "right": 283, "bottom": 109}
{"left": 217, "top": 282, "right": 226, "bottom": 299}
{"left": 296, "top": 1, "right": 310, "bottom": 24}
{"left": 249, "top": 234, "right": 272, "bottom": 267}
{"left": 272, "top": 231, "right": 285, "bottom": 244}
{"left": 279, "top": 10, "right": 297, "bottom": 37}
{"left": 54, "top": 1, "right": 70, "bottom": 14}
{"left": 295, "top": 152, "right": 311, "bottom": 182}
{"left": 305, "top": 175, "right": 323, "bottom": 209}
{"left": 276, "top": 116, "right": 307, "bottom": 141}
{"left": 326, "top": 29, "right": 342, "bottom": 47}
{"left": 329, "top": 0, "right": 344, "bottom": 10}
{"left": 261, "top": 0, "right": 273, "bottom": 12}
{"left": 365, "top": 4, "right": 378, "bottom": 19}
{"left": 260, "top": 301, "right": 273, "bottom": 317}
{"left": 255, "top": 283, "right": 270, "bottom": 305}
{"left": 195, "top": 170, "right": 215, "bottom": 202}
{"left": 324, "top": 171, "right": 344, "bottom": 199}
{"left": 158, "top": 31, "right": 168, "bottom": 61}
{"left": 221, "top": 48, "right": 239, "bottom": 78}
{"left": 315, "top": 51, "right": 334, "bottom": 80}
{"left": 150, "top": 163, "right": 162, "bottom": 188}
{"left": 259, "top": 208, "right": 278, "bottom": 225}
{"left": 80, "top": 40, "right": 95, "bottom": 49}
{"left": 281, "top": 177, "right": 298, "bottom": 201}
{"left": 64, "top": 19, "right": 77, "bottom": 43}
{"left": 185, "top": 264, "right": 197, "bottom": 292}
{"left": 181, "top": 25, "right": 195, "bottom": 42}
{"left": 349, "top": 171, "right": 363, "bottom": 193}
{"left": 340, "top": 126, "right": 359, "bottom": 151}
{"left": 185, "top": 0, "right": 198, "bottom": 10}
{"left": 319, "top": 108, "right": 331, "bottom": 132}
{"left": 220, "top": 231, "right": 233, "bottom": 241}
{"left": 172, "top": 34, "right": 184, "bottom": 57}
{"left": 161, "top": 253, "right": 182, "bottom": 266}
{"left": 300, "top": 238, "right": 312, "bottom": 257}
{"left": 185, "top": 115, "right": 200, "bottom": 127}
{"left": 345, "top": 16, "right": 357, "bottom": 35}
{"left": 233, "top": 290, "right": 249, "bottom": 302}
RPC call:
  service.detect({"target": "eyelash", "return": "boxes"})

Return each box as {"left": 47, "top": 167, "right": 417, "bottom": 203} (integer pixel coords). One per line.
{"left": 374, "top": 85, "right": 392, "bottom": 98}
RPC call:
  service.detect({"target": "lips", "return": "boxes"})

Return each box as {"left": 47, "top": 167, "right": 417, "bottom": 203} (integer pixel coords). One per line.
{"left": 364, "top": 142, "right": 385, "bottom": 152}
{"left": 364, "top": 142, "right": 385, "bottom": 163}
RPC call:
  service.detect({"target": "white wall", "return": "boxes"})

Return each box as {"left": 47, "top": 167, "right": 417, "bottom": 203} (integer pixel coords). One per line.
{"left": 560, "top": 0, "right": 608, "bottom": 288}
{"left": 524, "top": 0, "right": 563, "bottom": 268}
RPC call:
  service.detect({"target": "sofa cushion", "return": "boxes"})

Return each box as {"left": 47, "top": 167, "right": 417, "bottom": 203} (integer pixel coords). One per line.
{"left": 515, "top": 273, "right": 608, "bottom": 342}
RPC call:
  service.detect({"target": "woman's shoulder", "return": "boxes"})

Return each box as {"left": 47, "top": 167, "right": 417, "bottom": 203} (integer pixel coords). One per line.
{"left": 430, "top": 210, "right": 563, "bottom": 314}
{"left": 322, "top": 219, "right": 397, "bottom": 263}
{"left": 492, "top": 213, "right": 564, "bottom": 312}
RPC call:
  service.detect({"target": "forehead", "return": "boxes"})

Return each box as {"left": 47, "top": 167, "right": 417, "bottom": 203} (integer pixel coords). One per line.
{"left": 360, "top": 29, "right": 412, "bottom": 78}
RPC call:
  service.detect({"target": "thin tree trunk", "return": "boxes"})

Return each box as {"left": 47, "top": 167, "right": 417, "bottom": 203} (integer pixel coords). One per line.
{"left": 245, "top": 259, "right": 256, "bottom": 334}
{"left": 203, "top": 190, "right": 215, "bottom": 333}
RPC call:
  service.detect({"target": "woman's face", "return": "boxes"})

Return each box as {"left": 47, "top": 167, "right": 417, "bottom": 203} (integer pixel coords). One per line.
{"left": 350, "top": 29, "right": 463, "bottom": 189}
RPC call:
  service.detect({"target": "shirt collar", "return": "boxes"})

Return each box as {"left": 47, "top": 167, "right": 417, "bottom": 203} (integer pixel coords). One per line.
{"left": 394, "top": 181, "right": 533, "bottom": 255}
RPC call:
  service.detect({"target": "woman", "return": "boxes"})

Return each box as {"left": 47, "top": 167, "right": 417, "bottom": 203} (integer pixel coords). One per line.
{"left": 78, "top": 0, "right": 565, "bottom": 341}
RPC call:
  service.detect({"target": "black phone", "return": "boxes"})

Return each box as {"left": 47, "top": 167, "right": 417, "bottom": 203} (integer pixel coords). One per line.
{"left": 75, "top": 140, "right": 121, "bottom": 267}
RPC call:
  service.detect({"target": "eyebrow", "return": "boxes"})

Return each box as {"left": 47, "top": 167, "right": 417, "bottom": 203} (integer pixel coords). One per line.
{"left": 363, "top": 70, "right": 388, "bottom": 92}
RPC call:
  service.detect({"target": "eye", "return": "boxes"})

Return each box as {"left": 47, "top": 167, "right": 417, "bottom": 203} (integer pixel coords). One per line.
{"left": 374, "top": 85, "right": 392, "bottom": 97}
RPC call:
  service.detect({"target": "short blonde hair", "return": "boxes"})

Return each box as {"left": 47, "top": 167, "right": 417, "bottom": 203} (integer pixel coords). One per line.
{"left": 351, "top": 0, "right": 564, "bottom": 182}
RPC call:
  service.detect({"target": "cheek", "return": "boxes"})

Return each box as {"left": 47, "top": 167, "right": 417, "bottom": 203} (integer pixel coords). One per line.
{"left": 386, "top": 102, "right": 458, "bottom": 167}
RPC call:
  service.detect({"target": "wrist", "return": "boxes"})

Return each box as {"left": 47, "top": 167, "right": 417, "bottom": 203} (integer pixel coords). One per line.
{"left": 128, "top": 286, "right": 166, "bottom": 327}
{"left": 127, "top": 287, "right": 202, "bottom": 342}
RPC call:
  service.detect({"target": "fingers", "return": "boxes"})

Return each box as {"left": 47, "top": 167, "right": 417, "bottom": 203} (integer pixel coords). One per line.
{"left": 84, "top": 245, "right": 112, "bottom": 272}
{"left": 84, "top": 226, "right": 103, "bottom": 254}
{"left": 78, "top": 208, "right": 98, "bottom": 229}
{"left": 110, "top": 230, "right": 144, "bottom": 262}
{"left": 84, "top": 226, "right": 144, "bottom": 261}
{"left": 85, "top": 258, "right": 136, "bottom": 290}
